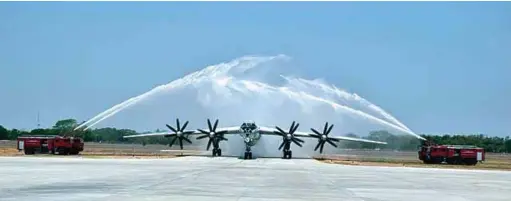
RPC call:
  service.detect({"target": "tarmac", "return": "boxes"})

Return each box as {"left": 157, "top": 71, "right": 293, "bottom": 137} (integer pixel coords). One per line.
{"left": 1, "top": 156, "right": 511, "bottom": 201}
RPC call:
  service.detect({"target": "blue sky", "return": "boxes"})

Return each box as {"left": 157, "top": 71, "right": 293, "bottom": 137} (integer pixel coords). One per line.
{"left": 1, "top": 2, "right": 510, "bottom": 136}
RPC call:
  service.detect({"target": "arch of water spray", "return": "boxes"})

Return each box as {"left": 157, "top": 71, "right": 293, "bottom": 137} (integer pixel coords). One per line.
{"left": 74, "top": 55, "right": 424, "bottom": 157}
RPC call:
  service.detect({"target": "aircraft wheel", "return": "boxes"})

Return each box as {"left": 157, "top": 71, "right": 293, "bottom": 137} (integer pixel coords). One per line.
{"left": 244, "top": 151, "right": 252, "bottom": 160}
{"left": 218, "top": 149, "right": 222, "bottom": 157}
{"left": 212, "top": 149, "right": 217, "bottom": 157}
{"left": 283, "top": 150, "right": 291, "bottom": 159}
{"left": 288, "top": 151, "right": 292, "bottom": 159}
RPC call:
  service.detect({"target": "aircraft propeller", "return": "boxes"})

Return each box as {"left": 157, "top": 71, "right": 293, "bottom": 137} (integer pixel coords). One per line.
{"left": 309, "top": 122, "right": 340, "bottom": 154}
{"left": 196, "top": 119, "right": 228, "bottom": 150}
{"left": 274, "top": 121, "right": 304, "bottom": 150}
{"left": 165, "top": 118, "right": 194, "bottom": 149}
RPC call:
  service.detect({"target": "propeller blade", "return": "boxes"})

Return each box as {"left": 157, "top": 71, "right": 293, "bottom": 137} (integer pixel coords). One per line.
{"left": 314, "top": 141, "right": 324, "bottom": 151}
{"left": 183, "top": 131, "right": 195, "bottom": 135}
{"left": 181, "top": 121, "right": 189, "bottom": 131}
{"left": 323, "top": 122, "right": 328, "bottom": 135}
{"left": 278, "top": 141, "right": 285, "bottom": 150}
{"left": 183, "top": 137, "right": 192, "bottom": 144}
{"left": 275, "top": 126, "right": 287, "bottom": 136}
{"left": 288, "top": 121, "right": 296, "bottom": 133}
{"left": 309, "top": 135, "right": 320, "bottom": 139}
{"left": 196, "top": 135, "right": 209, "bottom": 140}
{"left": 294, "top": 137, "right": 304, "bottom": 143}
{"left": 291, "top": 138, "right": 302, "bottom": 147}
{"left": 220, "top": 136, "right": 228, "bottom": 141}
{"left": 207, "top": 119, "right": 213, "bottom": 131}
{"left": 169, "top": 136, "right": 178, "bottom": 147}
{"left": 326, "top": 124, "right": 334, "bottom": 135}
{"left": 206, "top": 139, "right": 212, "bottom": 150}
{"left": 320, "top": 142, "right": 325, "bottom": 154}
{"left": 291, "top": 123, "right": 300, "bottom": 134}
{"left": 326, "top": 139, "right": 338, "bottom": 147}
{"left": 291, "top": 138, "right": 303, "bottom": 147}
{"left": 166, "top": 124, "right": 177, "bottom": 133}
{"left": 213, "top": 119, "right": 219, "bottom": 132}
{"left": 329, "top": 137, "right": 340, "bottom": 142}
{"left": 179, "top": 138, "right": 183, "bottom": 149}
{"left": 197, "top": 129, "right": 209, "bottom": 135}
{"left": 310, "top": 128, "right": 321, "bottom": 136}
{"left": 176, "top": 119, "right": 181, "bottom": 131}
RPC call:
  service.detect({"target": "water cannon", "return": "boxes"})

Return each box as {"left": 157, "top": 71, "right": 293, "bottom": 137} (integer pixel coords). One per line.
{"left": 422, "top": 140, "right": 437, "bottom": 147}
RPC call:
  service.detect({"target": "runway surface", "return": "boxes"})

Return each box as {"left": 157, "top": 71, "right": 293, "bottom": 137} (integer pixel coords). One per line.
{"left": 1, "top": 156, "right": 511, "bottom": 201}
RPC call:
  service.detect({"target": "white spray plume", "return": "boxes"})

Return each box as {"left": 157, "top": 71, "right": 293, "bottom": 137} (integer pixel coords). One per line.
{"left": 279, "top": 75, "right": 414, "bottom": 133}
{"left": 76, "top": 54, "right": 424, "bottom": 157}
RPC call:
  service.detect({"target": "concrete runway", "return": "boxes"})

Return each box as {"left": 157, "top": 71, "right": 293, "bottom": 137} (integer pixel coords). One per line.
{"left": 1, "top": 156, "right": 511, "bottom": 201}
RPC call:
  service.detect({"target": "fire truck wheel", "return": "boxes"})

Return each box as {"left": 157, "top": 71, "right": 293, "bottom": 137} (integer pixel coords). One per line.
{"left": 464, "top": 159, "right": 477, "bottom": 165}
{"left": 59, "top": 149, "right": 68, "bottom": 155}
{"left": 24, "top": 148, "right": 33, "bottom": 155}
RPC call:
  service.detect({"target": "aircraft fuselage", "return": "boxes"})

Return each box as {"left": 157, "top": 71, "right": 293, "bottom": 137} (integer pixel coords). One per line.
{"left": 238, "top": 122, "right": 262, "bottom": 147}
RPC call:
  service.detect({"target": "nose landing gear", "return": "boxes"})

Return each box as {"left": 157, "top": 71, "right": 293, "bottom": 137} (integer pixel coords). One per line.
{"left": 244, "top": 151, "right": 253, "bottom": 159}
{"left": 243, "top": 140, "right": 253, "bottom": 160}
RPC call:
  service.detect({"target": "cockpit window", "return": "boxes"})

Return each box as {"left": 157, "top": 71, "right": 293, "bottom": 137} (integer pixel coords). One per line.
{"left": 241, "top": 122, "right": 257, "bottom": 131}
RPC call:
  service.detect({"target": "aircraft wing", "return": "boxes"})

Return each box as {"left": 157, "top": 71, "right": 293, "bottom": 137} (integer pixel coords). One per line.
{"left": 123, "top": 126, "right": 241, "bottom": 139}
{"left": 195, "top": 126, "right": 241, "bottom": 135}
{"left": 123, "top": 132, "right": 175, "bottom": 138}
{"left": 258, "top": 126, "right": 285, "bottom": 136}
{"left": 295, "top": 131, "right": 388, "bottom": 144}
{"left": 258, "top": 126, "right": 387, "bottom": 145}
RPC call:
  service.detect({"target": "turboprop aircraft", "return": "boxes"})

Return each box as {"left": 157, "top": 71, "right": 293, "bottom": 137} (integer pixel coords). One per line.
{"left": 123, "top": 118, "right": 387, "bottom": 159}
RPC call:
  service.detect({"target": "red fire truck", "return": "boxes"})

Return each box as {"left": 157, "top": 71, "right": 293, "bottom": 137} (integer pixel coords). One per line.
{"left": 17, "top": 135, "right": 84, "bottom": 155}
{"left": 418, "top": 142, "right": 485, "bottom": 165}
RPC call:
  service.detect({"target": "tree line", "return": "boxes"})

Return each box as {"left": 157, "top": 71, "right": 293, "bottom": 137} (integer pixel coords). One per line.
{"left": 1, "top": 119, "right": 510, "bottom": 153}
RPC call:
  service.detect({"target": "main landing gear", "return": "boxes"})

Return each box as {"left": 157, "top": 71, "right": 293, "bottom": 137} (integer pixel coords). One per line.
{"left": 212, "top": 148, "right": 222, "bottom": 157}
{"left": 282, "top": 149, "right": 292, "bottom": 159}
